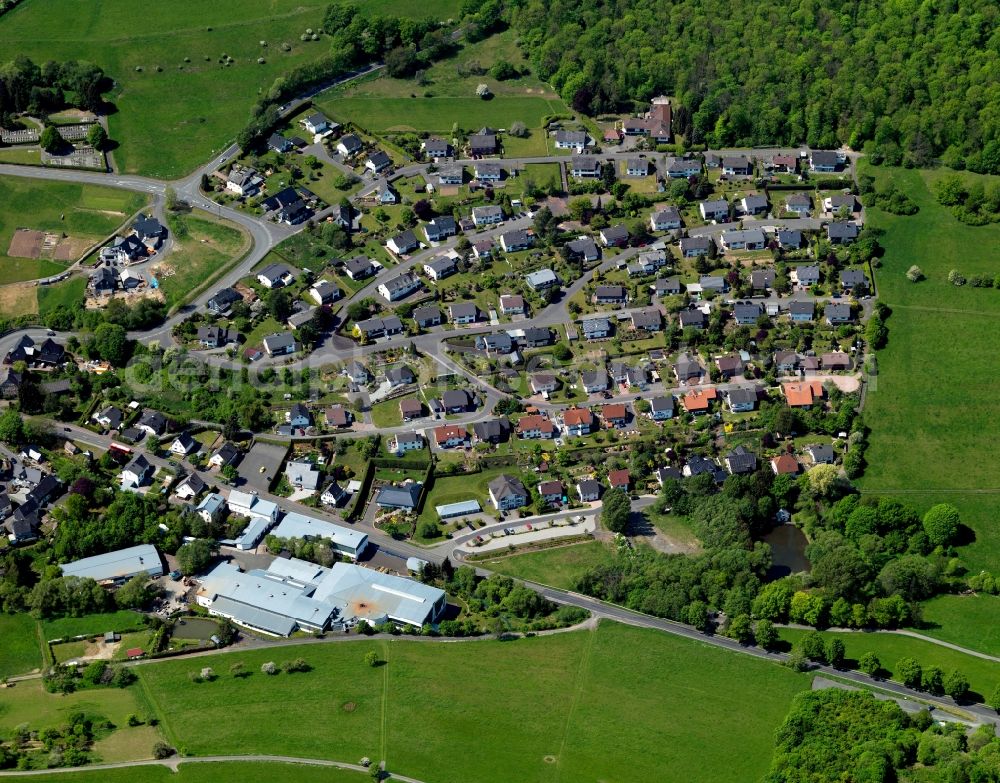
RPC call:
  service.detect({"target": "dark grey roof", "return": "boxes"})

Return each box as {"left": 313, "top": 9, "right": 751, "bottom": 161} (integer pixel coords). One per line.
{"left": 727, "top": 386, "right": 758, "bottom": 407}
{"left": 725, "top": 445, "right": 758, "bottom": 474}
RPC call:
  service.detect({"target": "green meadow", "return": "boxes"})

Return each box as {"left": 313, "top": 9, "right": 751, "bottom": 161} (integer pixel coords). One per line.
{"left": 137, "top": 621, "right": 808, "bottom": 783}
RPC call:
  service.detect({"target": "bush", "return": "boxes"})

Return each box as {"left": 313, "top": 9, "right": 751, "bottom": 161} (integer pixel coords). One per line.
{"left": 261, "top": 661, "right": 277, "bottom": 675}
{"left": 282, "top": 658, "right": 310, "bottom": 673}
{"left": 906, "top": 265, "right": 924, "bottom": 282}
{"left": 152, "top": 742, "right": 174, "bottom": 759}
{"left": 364, "top": 651, "right": 379, "bottom": 667}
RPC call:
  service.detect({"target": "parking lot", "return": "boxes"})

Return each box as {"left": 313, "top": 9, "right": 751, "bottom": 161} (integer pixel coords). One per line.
{"left": 237, "top": 441, "right": 288, "bottom": 492}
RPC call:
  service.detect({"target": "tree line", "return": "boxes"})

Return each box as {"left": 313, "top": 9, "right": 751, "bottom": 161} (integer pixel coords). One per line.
{"left": 503, "top": 0, "right": 1000, "bottom": 171}
{"left": 0, "top": 55, "right": 106, "bottom": 125}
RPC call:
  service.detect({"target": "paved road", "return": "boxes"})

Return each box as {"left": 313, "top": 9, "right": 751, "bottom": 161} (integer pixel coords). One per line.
{"left": 0, "top": 754, "right": 425, "bottom": 782}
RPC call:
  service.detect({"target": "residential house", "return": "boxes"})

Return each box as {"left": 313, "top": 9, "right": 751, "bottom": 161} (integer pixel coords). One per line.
{"left": 285, "top": 460, "right": 321, "bottom": 492}
{"left": 287, "top": 403, "right": 311, "bottom": 428}
{"left": 449, "top": 302, "right": 479, "bottom": 325}
{"left": 137, "top": 410, "right": 167, "bottom": 436}
{"left": 750, "top": 269, "right": 776, "bottom": 291}
{"left": 679, "top": 236, "right": 713, "bottom": 257}
{"left": 516, "top": 414, "right": 555, "bottom": 439}
{"left": 424, "top": 255, "right": 458, "bottom": 281}
{"left": 821, "top": 352, "right": 851, "bottom": 371}
{"left": 500, "top": 229, "right": 532, "bottom": 253}
{"left": 169, "top": 432, "right": 197, "bottom": 456}
{"left": 346, "top": 361, "right": 370, "bottom": 384}
{"left": 726, "top": 386, "right": 758, "bottom": 413}
{"left": 354, "top": 316, "right": 404, "bottom": 341}
{"left": 175, "top": 473, "right": 206, "bottom": 500}
{"left": 825, "top": 193, "right": 858, "bottom": 214}
{"left": 828, "top": 222, "right": 859, "bottom": 244}
{"left": 499, "top": 294, "right": 525, "bottom": 315}
{"left": 469, "top": 133, "right": 497, "bottom": 156}
{"left": 196, "top": 493, "right": 226, "bottom": 524}
{"left": 433, "top": 425, "right": 468, "bottom": 449}
{"left": 576, "top": 479, "right": 601, "bottom": 502}
{"left": 320, "top": 482, "right": 348, "bottom": 507}
{"left": 520, "top": 326, "right": 552, "bottom": 347}
{"left": 207, "top": 287, "right": 243, "bottom": 314}
{"left": 678, "top": 308, "right": 707, "bottom": 330}
{"left": 581, "top": 370, "right": 609, "bottom": 394}
{"left": 653, "top": 276, "right": 682, "bottom": 296}
{"left": 421, "top": 138, "right": 452, "bottom": 159}
{"left": 699, "top": 199, "right": 729, "bottom": 221}
{"left": 488, "top": 475, "right": 529, "bottom": 511}
{"left": 472, "top": 205, "right": 504, "bottom": 226}
{"left": 309, "top": 280, "right": 341, "bottom": 306}
{"left": 93, "top": 405, "right": 123, "bottom": 430}
{"left": 566, "top": 237, "right": 600, "bottom": 262}
{"left": 378, "top": 272, "right": 421, "bottom": 301}
{"left": 529, "top": 374, "right": 559, "bottom": 395}
{"left": 624, "top": 157, "right": 650, "bottom": 177}
{"left": 386, "top": 366, "right": 415, "bottom": 387}
{"left": 809, "top": 149, "right": 840, "bottom": 172}
{"left": 267, "top": 133, "right": 294, "bottom": 154}
{"left": 593, "top": 285, "right": 627, "bottom": 305}
{"left": 631, "top": 309, "right": 662, "bottom": 332}
{"left": 769, "top": 154, "right": 798, "bottom": 173}
{"left": 0, "top": 370, "right": 20, "bottom": 400}
{"left": 473, "top": 238, "right": 496, "bottom": 259}
{"left": 684, "top": 454, "right": 726, "bottom": 482}
{"left": 477, "top": 332, "right": 514, "bottom": 354}
{"left": 344, "top": 255, "right": 376, "bottom": 281}
{"left": 649, "top": 395, "right": 674, "bottom": 420}
{"left": 122, "top": 454, "right": 152, "bottom": 488}
{"left": 226, "top": 167, "right": 263, "bottom": 197}
{"left": 582, "top": 317, "right": 612, "bottom": 340}
{"left": 782, "top": 380, "right": 826, "bottom": 408}
{"left": 739, "top": 193, "right": 769, "bottom": 216}
{"left": 257, "top": 263, "right": 293, "bottom": 289}
{"left": 4, "top": 336, "right": 65, "bottom": 367}
{"left": 570, "top": 156, "right": 602, "bottom": 178}
{"left": 301, "top": 112, "right": 333, "bottom": 136}
{"left": 473, "top": 161, "right": 502, "bottom": 182}
{"left": 774, "top": 350, "right": 800, "bottom": 373}
{"left": 601, "top": 403, "right": 628, "bottom": 428}
{"left": 209, "top": 442, "right": 240, "bottom": 468}
{"left": 386, "top": 230, "right": 419, "bottom": 256}
{"left": 650, "top": 207, "right": 682, "bottom": 231}
{"left": 600, "top": 224, "right": 629, "bottom": 248}
{"left": 391, "top": 432, "right": 424, "bottom": 454}
{"left": 777, "top": 229, "right": 804, "bottom": 249}
{"left": 666, "top": 158, "right": 701, "bottom": 178}
{"left": 681, "top": 387, "right": 717, "bottom": 414}
{"left": 437, "top": 165, "right": 463, "bottom": 186}
{"left": 473, "top": 418, "right": 510, "bottom": 444}
{"left": 721, "top": 228, "right": 767, "bottom": 251}
{"left": 715, "top": 354, "right": 744, "bottom": 379}
{"left": 555, "top": 130, "right": 589, "bottom": 149}
{"left": 423, "top": 217, "right": 457, "bottom": 243}
{"left": 721, "top": 156, "right": 753, "bottom": 176}
{"left": 788, "top": 300, "right": 815, "bottom": 322}
{"left": 374, "top": 180, "right": 399, "bottom": 204}
{"left": 794, "top": 265, "right": 821, "bottom": 289}
{"left": 655, "top": 466, "right": 683, "bottom": 486}
{"left": 441, "top": 389, "right": 470, "bottom": 413}
{"left": 785, "top": 193, "right": 812, "bottom": 215}
{"left": 525, "top": 268, "right": 558, "bottom": 290}
{"left": 824, "top": 303, "right": 853, "bottom": 324}
{"left": 399, "top": 398, "right": 423, "bottom": 422}
{"left": 806, "top": 444, "right": 836, "bottom": 464}
{"left": 413, "top": 305, "right": 443, "bottom": 328}
{"left": 840, "top": 269, "right": 868, "bottom": 292}
{"left": 562, "top": 407, "right": 594, "bottom": 436}
{"left": 90, "top": 266, "right": 118, "bottom": 296}
{"left": 375, "top": 483, "right": 422, "bottom": 511}
{"left": 771, "top": 453, "right": 800, "bottom": 476}
{"left": 733, "top": 300, "right": 763, "bottom": 325}
{"left": 608, "top": 469, "right": 630, "bottom": 491}
{"left": 336, "top": 134, "right": 362, "bottom": 157}
{"left": 537, "top": 480, "right": 564, "bottom": 506}
{"left": 724, "top": 446, "right": 758, "bottom": 475}
{"left": 133, "top": 215, "right": 165, "bottom": 250}
{"left": 262, "top": 333, "right": 297, "bottom": 356}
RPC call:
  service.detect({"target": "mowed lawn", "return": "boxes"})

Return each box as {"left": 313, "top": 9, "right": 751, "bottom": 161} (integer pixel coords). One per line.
{"left": 0, "top": 175, "right": 145, "bottom": 284}
{"left": 917, "top": 594, "right": 1000, "bottom": 658}
{"left": 41, "top": 609, "right": 147, "bottom": 640}
{"left": 859, "top": 166, "right": 1000, "bottom": 577}
{"left": 482, "top": 539, "right": 615, "bottom": 590}
{"left": 137, "top": 622, "right": 808, "bottom": 782}
{"left": 0, "top": 613, "right": 42, "bottom": 678}
{"left": 779, "top": 628, "right": 1000, "bottom": 701}
{"left": 158, "top": 211, "right": 250, "bottom": 308}
{"left": 0, "top": 762, "right": 373, "bottom": 783}
{"left": 0, "top": 0, "right": 460, "bottom": 178}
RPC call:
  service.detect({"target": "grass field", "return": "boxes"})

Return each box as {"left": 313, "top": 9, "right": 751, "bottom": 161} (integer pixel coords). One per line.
{"left": 779, "top": 627, "right": 1000, "bottom": 700}
{"left": 0, "top": 0, "right": 461, "bottom": 178}
{"left": 0, "top": 762, "right": 375, "bottom": 783}
{"left": 0, "top": 613, "right": 42, "bottom": 678}
{"left": 137, "top": 621, "right": 808, "bottom": 782}
{"left": 481, "top": 539, "right": 614, "bottom": 590}
{"left": 37, "top": 275, "right": 87, "bottom": 315}
{"left": 158, "top": 211, "right": 250, "bottom": 308}
{"left": 318, "top": 31, "right": 569, "bottom": 135}
{"left": 417, "top": 465, "right": 533, "bottom": 527}
{"left": 0, "top": 282, "right": 39, "bottom": 317}
{"left": 858, "top": 165, "right": 1000, "bottom": 580}
{"left": 0, "top": 175, "right": 145, "bottom": 285}
{"left": 917, "top": 594, "right": 1000, "bottom": 657}
{"left": 0, "top": 678, "right": 148, "bottom": 740}
{"left": 41, "top": 609, "right": 146, "bottom": 641}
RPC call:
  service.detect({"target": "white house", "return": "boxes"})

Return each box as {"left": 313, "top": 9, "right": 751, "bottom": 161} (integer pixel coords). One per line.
{"left": 169, "top": 432, "right": 197, "bottom": 456}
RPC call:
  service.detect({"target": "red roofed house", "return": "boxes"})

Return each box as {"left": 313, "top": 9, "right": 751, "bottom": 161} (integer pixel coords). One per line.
{"left": 562, "top": 407, "right": 594, "bottom": 436}
{"left": 601, "top": 403, "right": 628, "bottom": 428}
{"left": 608, "top": 469, "right": 630, "bottom": 490}
{"left": 516, "top": 414, "right": 555, "bottom": 439}
{"left": 433, "top": 425, "right": 468, "bottom": 448}
{"left": 782, "top": 381, "right": 825, "bottom": 408}
{"left": 681, "top": 387, "right": 718, "bottom": 414}
{"left": 771, "top": 453, "right": 800, "bottom": 476}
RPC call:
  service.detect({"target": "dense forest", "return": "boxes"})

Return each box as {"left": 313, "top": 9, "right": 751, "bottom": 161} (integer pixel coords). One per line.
{"left": 506, "top": 0, "right": 1000, "bottom": 170}
{"left": 766, "top": 689, "right": 1000, "bottom": 782}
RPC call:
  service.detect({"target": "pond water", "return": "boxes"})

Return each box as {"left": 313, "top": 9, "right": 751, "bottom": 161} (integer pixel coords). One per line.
{"left": 763, "top": 524, "right": 811, "bottom": 579}
{"left": 171, "top": 617, "right": 219, "bottom": 640}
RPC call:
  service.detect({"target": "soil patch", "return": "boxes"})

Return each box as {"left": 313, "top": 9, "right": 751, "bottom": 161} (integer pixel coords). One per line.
{"left": 52, "top": 236, "right": 91, "bottom": 261}
{"left": 8, "top": 229, "right": 44, "bottom": 258}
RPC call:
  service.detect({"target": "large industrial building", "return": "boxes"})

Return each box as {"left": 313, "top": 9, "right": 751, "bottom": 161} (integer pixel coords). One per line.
{"left": 196, "top": 557, "right": 446, "bottom": 636}
{"left": 60, "top": 544, "right": 164, "bottom": 586}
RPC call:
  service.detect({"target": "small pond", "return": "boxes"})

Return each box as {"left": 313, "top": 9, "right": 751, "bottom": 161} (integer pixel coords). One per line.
{"left": 171, "top": 617, "right": 220, "bottom": 640}
{"left": 763, "top": 524, "right": 811, "bottom": 579}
